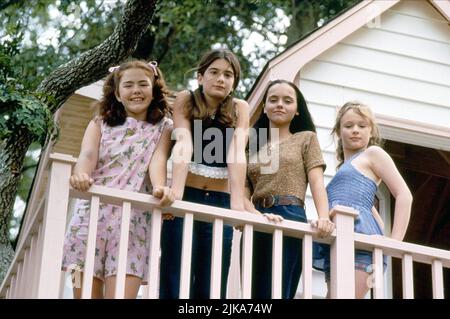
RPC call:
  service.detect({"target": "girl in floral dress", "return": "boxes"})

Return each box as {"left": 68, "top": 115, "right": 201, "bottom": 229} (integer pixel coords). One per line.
{"left": 62, "top": 60, "right": 173, "bottom": 298}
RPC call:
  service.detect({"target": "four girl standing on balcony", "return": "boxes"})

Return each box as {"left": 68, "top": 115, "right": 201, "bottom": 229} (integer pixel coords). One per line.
{"left": 61, "top": 58, "right": 411, "bottom": 300}
{"left": 244, "top": 80, "right": 335, "bottom": 298}
{"left": 313, "top": 101, "right": 412, "bottom": 298}
{"left": 62, "top": 60, "right": 173, "bottom": 298}
{"left": 156, "top": 49, "right": 249, "bottom": 299}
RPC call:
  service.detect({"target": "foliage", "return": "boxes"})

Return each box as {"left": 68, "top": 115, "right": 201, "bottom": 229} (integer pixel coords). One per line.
{"left": 0, "top": 37, "right": 57, "bottom": 147}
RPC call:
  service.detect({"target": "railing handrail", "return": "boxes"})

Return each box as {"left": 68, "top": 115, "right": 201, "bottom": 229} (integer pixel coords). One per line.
{"left": 71, "top": 185, "right": 334, "bottom": 242}
{"left": 73, "top": 185, "right": 450, "bottom": 267}
{"left": 353, "top": 233, "right": 450, "bottom": 267}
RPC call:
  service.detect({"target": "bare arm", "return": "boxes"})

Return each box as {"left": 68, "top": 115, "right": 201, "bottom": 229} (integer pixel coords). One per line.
{"left": 171, "top": 90, "right": 193, "bottom": 200}
{"left": 368, "top": 146, "right": 412, "bottom": 241}
{"left": 70, "top": 119, "right": 101, "bottom": 191}
{"left": 308, "top": 166, "right": 334, "bottom": 237}
{"left": 243, "top": 186, "right": 260, "bottom": 215}
{"left": 150, "top": 124, "right": 175, "bottom": 206}
{"left": 227, "top": 99, "right": 249, "bottom": 212}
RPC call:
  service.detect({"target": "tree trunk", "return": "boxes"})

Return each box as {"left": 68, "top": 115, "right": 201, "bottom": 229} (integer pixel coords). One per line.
{"left": 0, "top": 134, "right": 32, "bottom": 283}
{"left": 286, "top": 0, "right": 320, "bottom": 46}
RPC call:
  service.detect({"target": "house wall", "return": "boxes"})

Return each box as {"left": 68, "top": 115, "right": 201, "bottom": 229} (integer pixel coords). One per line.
{"left": 299, "top": 0, "right": 450, "bottom": 221}
{"left": 53, "top": 94, "right": 98, "bottom": 157}
{"left": 294, "top": 0, "right": 450, "bottom": 298}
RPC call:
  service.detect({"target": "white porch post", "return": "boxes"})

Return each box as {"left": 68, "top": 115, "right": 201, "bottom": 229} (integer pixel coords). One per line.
{"left": 36, "top": 154, "right": 72, "bottom": 298}
{"left": 329, "top": 205, "right": 358, "bottom": 299}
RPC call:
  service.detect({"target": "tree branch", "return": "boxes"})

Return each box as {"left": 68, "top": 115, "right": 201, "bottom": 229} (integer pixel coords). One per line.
{"left": 156, "top": 25, "right": 176, "bottom": 63}
{"left": 0, "top": 0, "right": 24, "bottom": 11}
{"left": 21, "top": 163, "right": 38, "bottom": 173}
{"left": 37, "top": 0, "right": 158, "bottom": 113}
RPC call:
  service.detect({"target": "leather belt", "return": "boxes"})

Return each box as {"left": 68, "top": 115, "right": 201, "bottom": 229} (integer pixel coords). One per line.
{"left": 252, "top": 195, "right": 305, "bottom": 209}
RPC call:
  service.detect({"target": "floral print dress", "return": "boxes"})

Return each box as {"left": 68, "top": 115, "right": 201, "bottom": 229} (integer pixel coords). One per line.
{"left": 62, "top": 116, "right": 172, "bottom": 283}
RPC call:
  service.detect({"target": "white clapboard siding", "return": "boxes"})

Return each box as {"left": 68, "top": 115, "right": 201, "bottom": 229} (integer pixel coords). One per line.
{"left": 307, "top": 102, "right": 337, "bottom": 129}
{"left": 341, "top": 25, "right": 450, "bottom": 65}
{"left": 316, "top": 43, "right": 450, "bottom": 87}
{"left": 301, "top": 79, "right": 450, "bottom": 127}
{"left": 315, "top": 127, "right": 335, "bottom": 153}
{"left": 380, "top": 8, "right": 450, "bottom": 44}
{"left": 389, "top": 0, "right": 447, "bottom": 21}
{"left": 301, "top": 60, "right": 449, "bottom": 108}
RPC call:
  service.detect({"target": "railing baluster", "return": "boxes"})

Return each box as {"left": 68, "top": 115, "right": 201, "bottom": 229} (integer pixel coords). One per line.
{"left": 302, "top": 234, "right": 313, "bottom": 299}
{"left": 431, "top": 260, "right": 444, "bottom": 299}
{"left": 20, "top": 256, "right": 28, "bottom": 298}
{"left": 143, "top": 208, "right": 162, "bottom": 299}
{"left": 241, "top": 224, "right": 253, "bottom": 299}
{"left": 210, "top": 218, "right": 224, "bottom": 299}
{"left": 27, "top": 237, "right": 36, "bottom": 299}
{"left": 58, "top": 266, "right": 66, "bottom": 299}
{"left": 81, "top": 195, "right": 100, "bottom": 299}
{"left": 114, "top": 201, "right": 131, "bottom": 299}
{"left": 402, "top": 254, "right": 414, "bottom": 299}
{"left": 271, "top": 229, "right": 283, "bottom": 299}
{"left": 373, "top": 248, "right": 384, "bottom": 299}
{"left": 10, "top": 275, "right": 17, "bottom": 299}
{"left": 24, "top": 247, "right": 34, "bottom": 298}
{"left": 179, "top": 213, "right": 194, "bottom": 299}
{"left": 21, "top": 260, "right": 28, "bottom": 298}
{"left": 16, "top": 262, "right": 24, "bottom": 298}
{"left": 31, "top": 224, "right": 43, "bottom": 298}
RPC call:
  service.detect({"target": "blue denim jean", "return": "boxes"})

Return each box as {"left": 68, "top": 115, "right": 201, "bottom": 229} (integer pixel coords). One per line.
{"left": 159, "top": 187, "right": 233, "bottom": 299}
{"left": 249, "top": 203, "right": 307, "bottom": 299}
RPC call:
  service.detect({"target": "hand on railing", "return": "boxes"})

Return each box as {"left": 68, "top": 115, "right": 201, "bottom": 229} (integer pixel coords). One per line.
{"left": 153, "top": 186, "right": 175, "bottom": 206}
{"left": 262, "top": 213, "right": 284, "bottom": 223}
{"left": 153, "top": 186, "right": 176, "bottom": 220}
{"left": 310, "top": 217, "right": 335, "bottom": 238}
{"left": 70, "top": 173, "right": 94, "bottom": 191}
{"left": 235, "top": 208, "right": 284, "bottom": 232}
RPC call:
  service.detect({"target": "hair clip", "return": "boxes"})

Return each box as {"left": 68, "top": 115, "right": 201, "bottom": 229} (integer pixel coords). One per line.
{"left": 148, "top": 61, "right": 158, "bottom": 77}
{"left": 108, "top": 65, "right": 120, "bottom": 73}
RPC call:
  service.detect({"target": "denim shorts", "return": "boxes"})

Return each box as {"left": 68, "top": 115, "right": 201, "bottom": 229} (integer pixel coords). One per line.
{"left": 313, "top": 245, "right": 388, "bottom": 282}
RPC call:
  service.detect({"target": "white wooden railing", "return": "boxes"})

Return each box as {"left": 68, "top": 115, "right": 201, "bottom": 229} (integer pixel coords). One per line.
{"left": 1, "top": 153, "right": 449, "bottom": 299}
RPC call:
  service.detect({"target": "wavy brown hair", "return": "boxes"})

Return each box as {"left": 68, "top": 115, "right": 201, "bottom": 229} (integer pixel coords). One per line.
{"left": 333, "top": 101, "right": 382, "bottom": 169}
{"left": 184, "top": 49, "right": 241, "bottom": 127}
{"left": 95, "top": 60, "right": 171, "bottom": 126}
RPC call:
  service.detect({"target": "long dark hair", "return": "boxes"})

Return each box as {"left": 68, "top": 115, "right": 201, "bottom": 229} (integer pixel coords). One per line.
{"left": 250, "top": 80, "right": 316, "bottom": 154}
{"left": 96, "top": 60, "right": 171, "bottom": 126}
{"left": 184, "top": 49, "right": 241, "bottom": 127}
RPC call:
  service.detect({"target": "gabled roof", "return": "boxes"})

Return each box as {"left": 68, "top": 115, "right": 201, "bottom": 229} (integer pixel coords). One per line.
{"left": 246, "top": 0, "right": 450, "bottom": 115}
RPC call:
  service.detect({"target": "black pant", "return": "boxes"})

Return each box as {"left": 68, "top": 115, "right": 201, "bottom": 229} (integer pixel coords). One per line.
{"left": 159, "top": 187, "right": 233, "bottom": 298}
{"left": 249, "top": 204, "right": 307, "bottom": 299}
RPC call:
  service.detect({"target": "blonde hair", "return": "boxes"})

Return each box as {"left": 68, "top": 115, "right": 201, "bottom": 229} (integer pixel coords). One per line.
{"left": 332, "top": 101, "right": 382, "bottom": 169}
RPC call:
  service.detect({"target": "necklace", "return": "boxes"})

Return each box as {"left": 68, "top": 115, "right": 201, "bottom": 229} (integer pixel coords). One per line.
{"left": 209, "top": 101, "right": 225, "bottom": 120}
